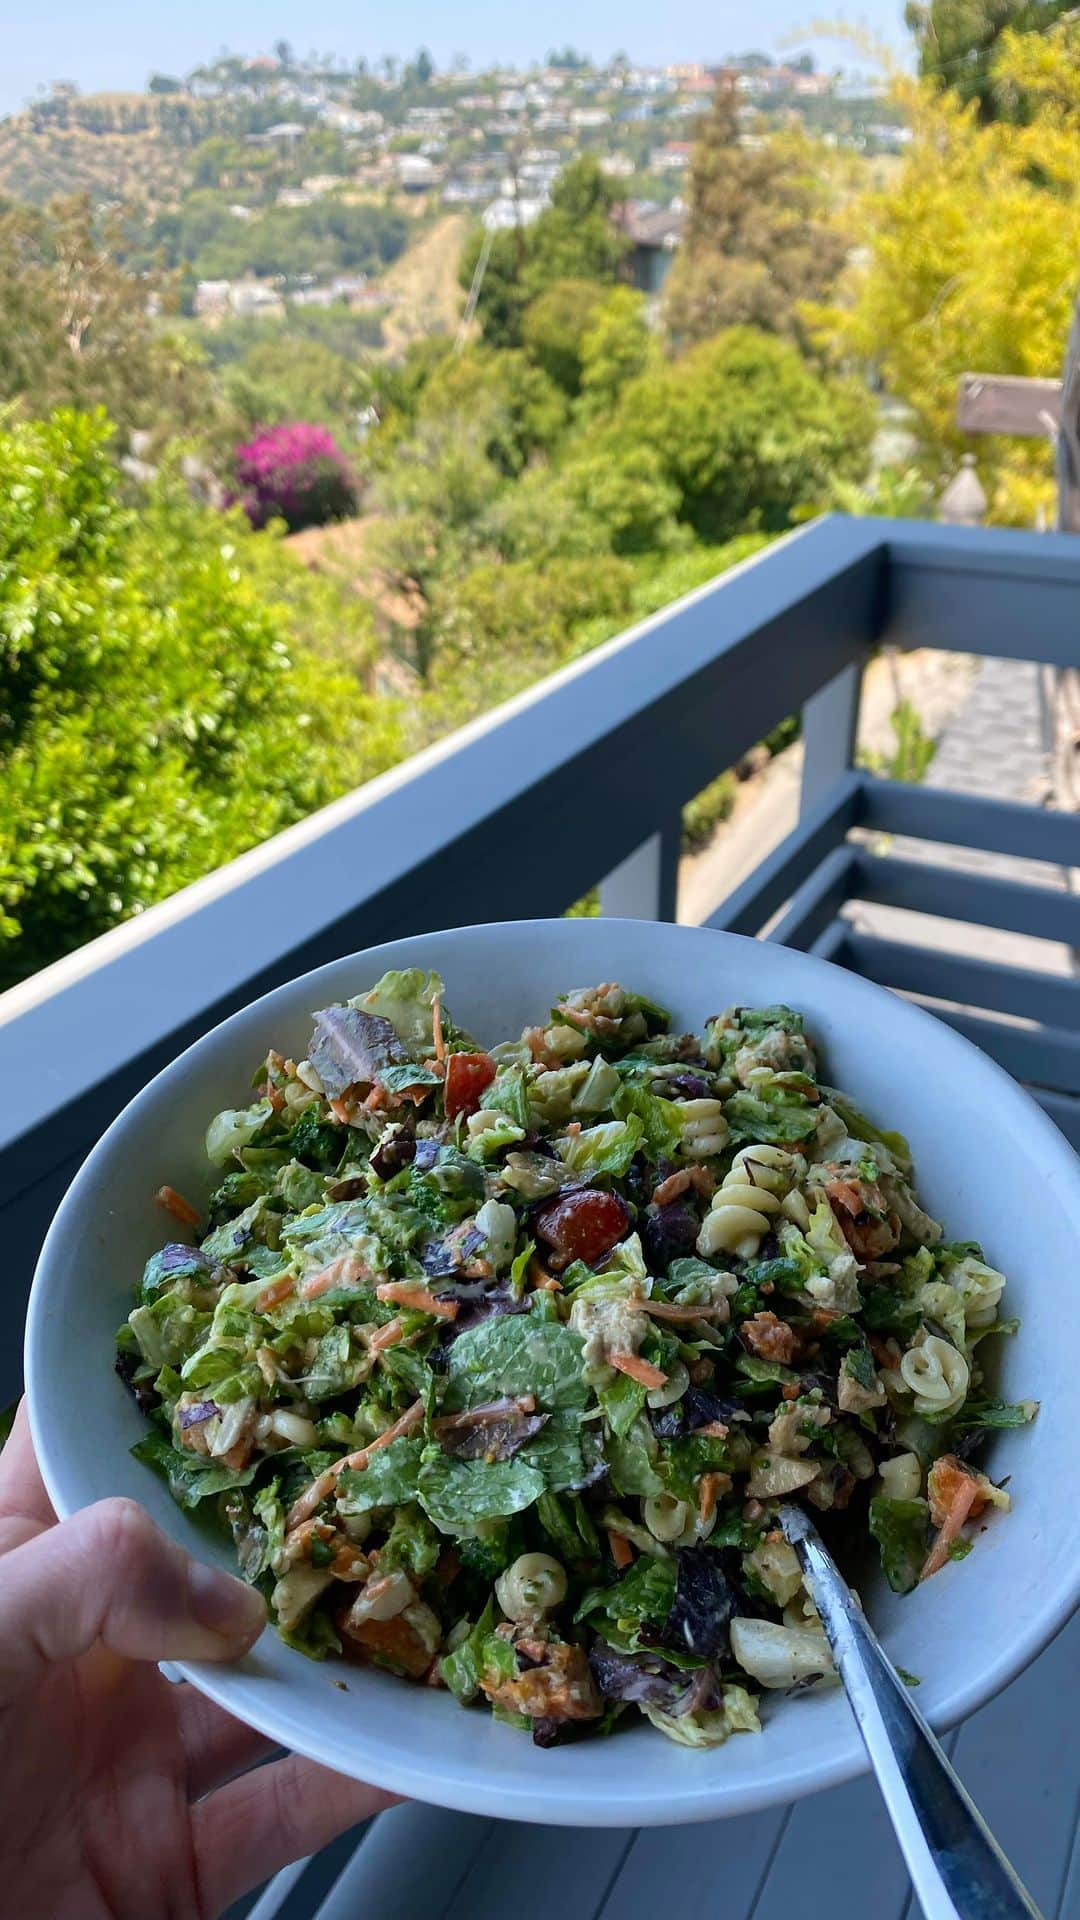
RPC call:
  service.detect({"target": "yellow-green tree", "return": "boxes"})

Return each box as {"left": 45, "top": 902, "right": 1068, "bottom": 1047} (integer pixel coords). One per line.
{"left": 812, "top": 19, "right": 1080, "bottom": 524}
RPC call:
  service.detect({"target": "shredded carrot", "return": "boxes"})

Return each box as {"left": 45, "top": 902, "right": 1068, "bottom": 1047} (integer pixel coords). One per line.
{"left": 154, "top": 1185, "right": 200, "bottom": 1228}
{"left": 610, "top": 1350, "right": 667, "bottom": 1390}
{"left": 533, "top": 1270, "right": 563, "bottom": 1293}
{"left": 368, "top": 1317, "right": 406, "bottom": 1353}
{"left": 329, "top": 1097, "right": 353, "bottom": 1124}
{"left": 608, "top": 1529, "right": 635, "bottom": 1569}
{"left": 256, "top": 1272, "right": 297, "bottom": 1312}
{"left": 300, "top": 1266, "right": 343, "bottom": 1302}
{"left": 267, "top": 1085, "right": 286, "bottom": 1114}
{"left": 920, "top": 1473, "right": 979, "bottom": 1582}
{"left": 698, "top": 1471, "right": 733, "bottom": 1525}
{"left": 432, "top": 993, "right": 445, "bottom": 1063}
{"left": 376, "top": 1282, "right": 459, "bottom": 1319}
{"left": 286, "top": 1398, "right": 425, "bottom": 1531}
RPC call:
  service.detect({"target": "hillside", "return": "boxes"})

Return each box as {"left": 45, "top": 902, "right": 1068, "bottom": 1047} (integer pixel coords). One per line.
{"left": 0, "top": 93, "right": 208, "bottom": 205}
{"left": 380, "top": 213, "right": 468, "bottom": 352}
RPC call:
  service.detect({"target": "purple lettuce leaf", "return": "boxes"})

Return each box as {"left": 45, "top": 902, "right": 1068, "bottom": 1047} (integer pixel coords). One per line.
{"left": 649, "top": 1385, "right": 749, "bottom": 1440}
{"left": 659, "top": 1546, "right": 738, "bottom": 1660}
{"left": 308, "top": 1006, "right": 409, "bottom": 1099}
{"left": 439, "top": 1406, "right": 549, "bottom": 1461}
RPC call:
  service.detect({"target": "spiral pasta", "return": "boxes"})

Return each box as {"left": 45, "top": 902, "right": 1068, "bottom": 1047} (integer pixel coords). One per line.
{"left": 951, "top": 1252, "right": 1007, "bottom": 1329}
{"left": 674, "top": 1098, "right": 728, "bottom": 1159}
{"left": 899, "top": 1334, "right": 970, "bottom": 1417}
{"left": 696, "top": 1144, "right": 806, "bottom": 1260}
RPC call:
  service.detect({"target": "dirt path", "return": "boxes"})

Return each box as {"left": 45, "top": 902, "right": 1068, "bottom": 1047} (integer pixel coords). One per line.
{"left": 380, "top": 213, "right": 468, "bottom": 355}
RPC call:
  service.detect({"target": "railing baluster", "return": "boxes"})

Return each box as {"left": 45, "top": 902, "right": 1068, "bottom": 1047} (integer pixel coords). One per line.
{"left": 599, "top": 816, "right": 680, "bottom": 922}
{"left": 800, "top": 662, "right": 863, "bottom": 816}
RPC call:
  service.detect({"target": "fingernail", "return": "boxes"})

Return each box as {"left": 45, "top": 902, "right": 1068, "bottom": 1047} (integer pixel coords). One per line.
{"left": 188, "top": 1559, "right": 267, "bottom": 1641}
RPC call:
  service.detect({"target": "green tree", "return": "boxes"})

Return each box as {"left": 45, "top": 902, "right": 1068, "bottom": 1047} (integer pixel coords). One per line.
{"left": 460, "top": 157, "right": 629, "bottom": 347}
{"left": 521, "top": 279, "right": 609, "bottom": 394}
{"left": 662, "top": 83, "right": 847, "bottom": 348}
{"left": 905, "top": 0, "right": 1074, "bottom": 117}
{"left": 0, "top": 195, "right": 222, "bottom": 447}
{"left": 577, "top": 285, "right": 656, "bottom": 415}
{"left": 416, "top": 347, "right": 567, "bottom": 473}
{"left": 372, "top": 416, "right": 505, "bottom": 677}
{"left": 0, "top": 410, "right": 399, "bottom": 986}
{"left": 489, "top": 441, "right": 683, "bottom": 562}
{"left": 424, "top": 554, "right": 634, "bottom": 730}
{"left": 608, "top": 327, "right": 874, "bottom": 542}
{"left": 223, "top": 335, "right": 373, "bottom": 436}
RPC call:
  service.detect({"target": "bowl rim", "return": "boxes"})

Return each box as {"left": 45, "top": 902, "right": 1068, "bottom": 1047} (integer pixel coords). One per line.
{"left": 24, "top": 918, "right": 1080, "bottom": 1826}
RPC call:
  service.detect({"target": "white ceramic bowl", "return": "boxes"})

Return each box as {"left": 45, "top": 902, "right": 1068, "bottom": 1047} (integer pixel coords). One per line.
{"left": 26, "top": 920, "right": 1080, "bottom": 1827}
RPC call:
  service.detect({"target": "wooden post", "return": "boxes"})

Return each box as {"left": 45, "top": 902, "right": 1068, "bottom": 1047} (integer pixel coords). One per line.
{"left": 1058, "top": 301, "right": 1080, "bottom": 535}
{"left": 599, "top": 818, "right": 681, "bottom": 922}
{"left": 800, "top": 664, "right": 863, "bottom": 818}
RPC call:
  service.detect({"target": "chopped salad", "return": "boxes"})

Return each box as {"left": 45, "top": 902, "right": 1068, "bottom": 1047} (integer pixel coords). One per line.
{"left": 117, "top": 972, "right": 1036, "bottom": 1749}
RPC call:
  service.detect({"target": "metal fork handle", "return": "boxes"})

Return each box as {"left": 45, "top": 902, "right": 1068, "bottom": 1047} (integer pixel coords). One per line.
{"left": 779, "top": 1503, "right": 1045, "bottom": 1920}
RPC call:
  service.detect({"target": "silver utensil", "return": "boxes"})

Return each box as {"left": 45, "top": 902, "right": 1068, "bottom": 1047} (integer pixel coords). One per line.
{"left": 778, "top": 1502, "right": 1045, "bottom": 1920}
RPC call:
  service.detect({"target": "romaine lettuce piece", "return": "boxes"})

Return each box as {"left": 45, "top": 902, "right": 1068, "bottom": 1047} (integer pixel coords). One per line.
{"left": 445, "top": 1315, "right": 588, "bottom": 1414}
{"left": 138, "top": 1243, "right": 212, "bottom": 1306}
{"left": 128, "top": 1294, "right": 213, "bottom": 1371}
{"left": 555, "top": 1116, "right": 643, "bottom": 1179}
{"left": 131, "top": 1430, "right": 258, "bottom": 1509}
{"left": 606, "top": 1416, "right": 664, "bottom": 1498}
{"left": 868, "top": 1494, "right": 930, "bottom": 1594}
{"left": 573, "top": 1056, "right": 621, "bottom": 1114}
{"left": 725, "top": 1091, "right": 819, "bottom": 1147}
{"left": 418, "top": 1451, "right": 545, "bottom": 1533}
{"left": 441, "top": 1597, "right": 497, "bottom": 1703}
{"left": 612, "top": 1083, "right": 684, "bottom": 1161}
{"left": 949, "top": 1396, "right": 1038, "bottom": 1431}
{"left": 348, "top": 968, "right": 444, "bottom": 1053}
{"left": 824, "top": 1093, "right": 913, "bottom": 1177}
{"left": 529, "top": 1062, "right": 591, "bottom": 1126}
{"left": 576, "top": 1555, "right": 678, "bottom": 1652}
{"left": 537, "top": 1490, "right": 599, "bottom": 1562}
{"left": 644, "top": 1686, "right": 761, "bottom": 1747}
{"left": 378, "top": 1503, "right": 441, "bottom": 1580}
{"left": 205, "top": 1099, "right": 274, "bottom": 1168}
{"left": 336, "top": 1436, "right": 425, "bottom": 1514}
{"left": 200, "top": 1196, "right": 279, "bottom": 1266}
{"left": 599, "top": 1371, "right": 648, "bottom": 1438}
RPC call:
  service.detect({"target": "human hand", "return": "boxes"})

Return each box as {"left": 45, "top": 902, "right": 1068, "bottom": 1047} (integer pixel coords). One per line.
{"left": 0, "top": 1401, "right": 398, "bottom": 1919}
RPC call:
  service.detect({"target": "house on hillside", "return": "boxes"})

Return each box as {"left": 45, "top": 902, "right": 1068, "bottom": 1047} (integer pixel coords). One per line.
{"left": 616, "top": 199, "right": 685, "bottom": 296}
{"left": 651, "top": 141, "right": 693, "bottom": 172}
{"left": 483, "top": 194, "right": 549, "bottom": 232}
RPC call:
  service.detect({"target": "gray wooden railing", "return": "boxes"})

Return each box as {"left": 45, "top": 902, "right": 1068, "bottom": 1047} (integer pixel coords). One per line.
{"left": 5, "top": 512, "right": 1080, "bottom": 1416}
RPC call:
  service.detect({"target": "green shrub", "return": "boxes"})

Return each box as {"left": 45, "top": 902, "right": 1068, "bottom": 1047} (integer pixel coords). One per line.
{"left": 0, "top": 409, "right": 398, "bottom": 988}
{"left": 681, "top": 772, "right": 738, "bottom": 852}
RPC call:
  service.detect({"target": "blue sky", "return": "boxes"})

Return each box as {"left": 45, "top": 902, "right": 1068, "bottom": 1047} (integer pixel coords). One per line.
{"left": 1, "top": 0, "right": 910, "bottom": 116}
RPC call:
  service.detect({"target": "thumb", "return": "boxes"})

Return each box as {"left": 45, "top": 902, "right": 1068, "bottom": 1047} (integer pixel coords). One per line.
{"left": 0, "top": 1496, "right": 266, "bottom": 1706}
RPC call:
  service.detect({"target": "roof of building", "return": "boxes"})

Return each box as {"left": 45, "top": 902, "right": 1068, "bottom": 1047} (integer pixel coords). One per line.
{"left": 618, "top": 200, "right": 686, "bottom": 249}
